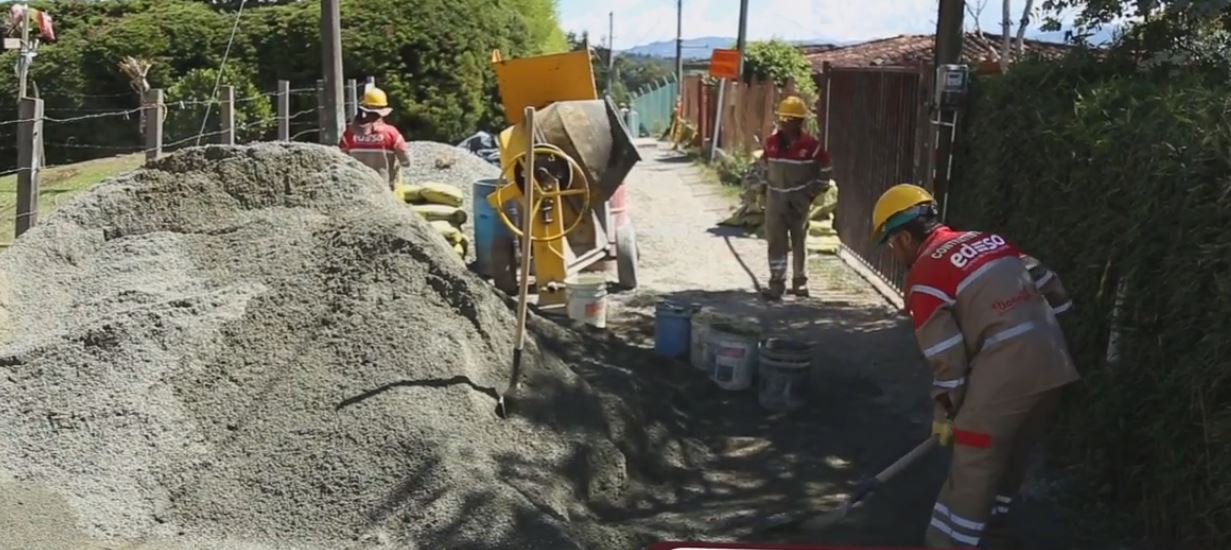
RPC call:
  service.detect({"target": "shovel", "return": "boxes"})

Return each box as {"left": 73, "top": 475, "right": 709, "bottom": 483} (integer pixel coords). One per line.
{"left": 496, "top": 107, "right": 538, "bottom": 419}
{"left": 760, "top": 435, "right": 939, "bottom": 534}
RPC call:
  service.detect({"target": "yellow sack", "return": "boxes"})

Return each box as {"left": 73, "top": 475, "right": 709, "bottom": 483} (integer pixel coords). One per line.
{"left": 412, "top": 204, "right": 468, "bottom": 226}
{"left": 417, "top": 182, "right": 464, "bottom": 207}
{"left": 430, "top": 220, "right": 464, "bottom": 245}
{"left": 809, "top": 181, "right": 839, "bottom": 221}
{"left": 393, "top": 183, "right": 424, "bottom": 203}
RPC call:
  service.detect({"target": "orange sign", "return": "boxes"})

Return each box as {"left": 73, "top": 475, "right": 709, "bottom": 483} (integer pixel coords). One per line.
{"left": 708, "top": 48, "right": 741, "bottom": 79}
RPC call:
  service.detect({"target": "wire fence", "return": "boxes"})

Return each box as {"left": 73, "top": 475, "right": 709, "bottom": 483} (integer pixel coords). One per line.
{"left": 0, "top": 83, "right": 337, "bottom": 175}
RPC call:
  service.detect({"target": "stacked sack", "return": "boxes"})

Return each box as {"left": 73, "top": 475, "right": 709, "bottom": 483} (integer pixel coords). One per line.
{"left": 393, "top": 182, "right": 470, "bottom": 258}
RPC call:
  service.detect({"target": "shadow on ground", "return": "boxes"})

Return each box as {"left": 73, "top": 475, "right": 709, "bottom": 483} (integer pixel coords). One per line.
{"left": 525, "top": 283, "right": 1082, "bottom": 549}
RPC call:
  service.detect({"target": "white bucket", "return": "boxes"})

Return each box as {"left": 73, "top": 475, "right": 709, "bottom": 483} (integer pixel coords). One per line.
{"left": 709, "top": 326, "right": 759, "bottom": 391}
{"left": 566, "top": 274, "right": 608, "bottom": 328}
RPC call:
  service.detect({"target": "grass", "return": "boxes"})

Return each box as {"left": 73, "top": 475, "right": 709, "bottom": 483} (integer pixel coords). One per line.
{"left": 0, "top": 154, "right": 144, "bottom": 248}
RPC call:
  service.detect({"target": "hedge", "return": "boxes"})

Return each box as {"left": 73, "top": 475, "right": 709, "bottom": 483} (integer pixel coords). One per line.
{"left": 0, "top": 0, "right": 555, "bottom": 168}
{"left": 949, "top": 51, "right": 1231, "bottom": 546}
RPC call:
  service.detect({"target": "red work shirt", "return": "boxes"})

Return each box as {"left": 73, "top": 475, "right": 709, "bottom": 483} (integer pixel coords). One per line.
{"left": 338, "top": 120, "right": 410, "bottom": 187}
{"left": 762, "top": 131, "right": 832, "bottom": 191}
{"left": 763, "top": 131, "right": 831, "bottom": 165}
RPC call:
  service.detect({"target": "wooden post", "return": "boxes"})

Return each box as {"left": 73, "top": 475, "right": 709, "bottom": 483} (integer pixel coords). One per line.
{"left": 14, "top": 97, "right": 42, "bottom": 238}
{"left": 345, "top": 78, "right": 358, "bottom": 121}
{"left": 277, "top": 80, "right": 290, "bottom": 141}
{"left": 144, "top": 89, "right": 163, "bottom": 162}
{"left": 220, "top": 85, "right": 236, "bottom": 145}
{"left": 709, "top": 78, "right": 727, "bottom": 161}
{"left": 316, "top": 79, "right": 329, "bottom": 145}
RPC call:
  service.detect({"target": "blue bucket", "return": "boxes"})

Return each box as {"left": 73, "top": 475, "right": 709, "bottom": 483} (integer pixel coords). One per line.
{"left": 654, "top": 302, "right": 693, "bottom": 358}
{"left": 472, "top": 178, "right": 510, "bottom": 277}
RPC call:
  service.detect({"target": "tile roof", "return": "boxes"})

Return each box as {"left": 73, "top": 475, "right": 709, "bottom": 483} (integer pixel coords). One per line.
{"left": 803, "top": 32, "right": 1078, "bottom": 71}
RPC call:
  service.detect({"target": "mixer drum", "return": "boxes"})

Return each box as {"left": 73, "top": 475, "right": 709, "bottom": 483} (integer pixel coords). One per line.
{"left": 533, "top": 97, "right": 642, "bottom": 204}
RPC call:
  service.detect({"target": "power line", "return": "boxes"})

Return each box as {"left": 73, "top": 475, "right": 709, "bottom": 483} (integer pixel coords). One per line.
{"left": 195, "top": 0, "right": 249, "bottom": 146}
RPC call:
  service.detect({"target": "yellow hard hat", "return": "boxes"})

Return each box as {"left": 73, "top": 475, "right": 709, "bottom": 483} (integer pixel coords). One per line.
{"left": 360, "top": 87, "right": 390, "bottom": 111}
{"left": 870, "top": 184, "right": 936, "bottom": 244}
{"left": 776, "top": 96, "right": 808, "bottom": 119}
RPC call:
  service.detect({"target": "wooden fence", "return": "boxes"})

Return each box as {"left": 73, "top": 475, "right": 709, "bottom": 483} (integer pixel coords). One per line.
{"left": 680, "top": 74, "right": 802, "bottom": 156}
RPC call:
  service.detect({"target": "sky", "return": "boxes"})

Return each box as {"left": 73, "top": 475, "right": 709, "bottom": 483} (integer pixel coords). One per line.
{"left": 558, "top": 0, "right": 1088, "bottom": 50}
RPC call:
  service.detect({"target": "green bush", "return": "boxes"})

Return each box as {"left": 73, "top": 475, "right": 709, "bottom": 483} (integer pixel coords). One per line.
{"left": 165, "top": 66, "right": 275, "bottom": 144}
{"left": 742, "top": 40, "right": 820, "bottom": 133}
{"left": 0, "top": 0, "right": 560, "bottom": 168}
{"left": 949, "top": 51, "right": 1231, "bottom": 547}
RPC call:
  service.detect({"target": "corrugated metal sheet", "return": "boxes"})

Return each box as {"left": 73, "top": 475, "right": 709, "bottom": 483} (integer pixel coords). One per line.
{"left": 629, "top": 79, "right": 679, "bottom": 138}
{"left": 825, "top": 65, "right": 933, "bottom": 292}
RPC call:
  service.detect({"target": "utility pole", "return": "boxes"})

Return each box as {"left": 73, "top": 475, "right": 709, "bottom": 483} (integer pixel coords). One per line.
{"left": 931, "top": 0, "right": 965, "bottom": 220}
{"left": 735, "top": 0, "right": 749, "bottom": 79}
{"left": 607, "top": 12, "right": 615, "bottom": 97}
{"left": 934, "top": 0, "right": 965, "bottom": 69}
{"left": 320, "top": 0, "right": 344, "bottom": 146}
{"left": 675, "top": 0, "right": 683, "bottom": 86}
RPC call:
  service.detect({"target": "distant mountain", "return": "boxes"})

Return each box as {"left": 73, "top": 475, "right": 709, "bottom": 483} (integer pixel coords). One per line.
{"left": 620, "top": 36, "right": 851, "bottom": 59}
{"left": 621, "top": 36, "right": 733, "bottom": 59}
{"left": 620, "top": 26, "right": 1117, "bottom": 60}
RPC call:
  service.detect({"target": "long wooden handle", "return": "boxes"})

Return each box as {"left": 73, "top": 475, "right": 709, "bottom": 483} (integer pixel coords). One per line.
{"left": 875, "top": 436, "right": 938, "bottom": 483}
{"left": 512, "top": 108, "right": 535, "bottom": 356}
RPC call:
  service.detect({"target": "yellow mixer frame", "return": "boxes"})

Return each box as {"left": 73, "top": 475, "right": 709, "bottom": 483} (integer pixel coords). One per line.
{"left": 486, "top": 48, "right": 638, "bottom": 307}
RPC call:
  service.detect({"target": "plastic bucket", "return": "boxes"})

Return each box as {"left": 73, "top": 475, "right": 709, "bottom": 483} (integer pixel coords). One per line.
{"left": 472, "top": 178, "right": 511, "bottom": 278}
{"left": 757, "top": 338, "right": 814, "bottom": 411}
{"left": 709, "top": 324, "right": 760, "bottom": 391}
{"left": 566, "top": 274, "right": 608, "bottom": 328}
{"left": 654, "top": 302, "right": 693, "bottom": 358}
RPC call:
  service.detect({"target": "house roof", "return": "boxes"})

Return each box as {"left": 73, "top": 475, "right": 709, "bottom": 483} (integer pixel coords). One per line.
{"left": 804, "top": 32, "right": 1077, "bottom": 71}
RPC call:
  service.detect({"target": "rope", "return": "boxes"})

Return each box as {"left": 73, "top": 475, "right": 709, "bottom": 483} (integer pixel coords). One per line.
{"left": 195, "top": 0, "right": 249, "bottom": 146}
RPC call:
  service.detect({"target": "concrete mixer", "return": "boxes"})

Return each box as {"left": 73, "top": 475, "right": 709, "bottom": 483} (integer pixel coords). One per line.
{"left": 482, "top": 48, "right": 642, "bottom": 308}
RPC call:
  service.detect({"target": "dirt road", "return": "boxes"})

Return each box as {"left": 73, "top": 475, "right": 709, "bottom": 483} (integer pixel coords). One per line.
{"left": 594, "top": 139, "right": 1076, "bottom": 548}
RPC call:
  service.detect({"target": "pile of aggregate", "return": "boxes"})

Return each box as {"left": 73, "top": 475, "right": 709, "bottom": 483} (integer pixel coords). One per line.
{"left": 0, "top": 143, "right": 703, "bottom": 550}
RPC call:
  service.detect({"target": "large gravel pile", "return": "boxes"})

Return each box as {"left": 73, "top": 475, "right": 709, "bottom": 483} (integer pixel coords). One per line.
{"left": 0, "top": 144, "right": 695, "bottom": 550}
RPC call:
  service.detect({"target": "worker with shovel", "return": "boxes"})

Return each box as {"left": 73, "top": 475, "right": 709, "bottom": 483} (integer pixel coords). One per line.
{"left": 871, "top": 184, "right": 1078, "bottom": 549}
{"left": 338, "top": 86, "right": 411, "bottom": 190}
{"left": 761, "top": 95, "right": 832, "bottom": 300}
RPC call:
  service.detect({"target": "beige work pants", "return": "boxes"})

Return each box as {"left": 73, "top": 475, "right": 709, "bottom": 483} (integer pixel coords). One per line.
{"left": 764, "top": 187, "right": 811, "bottom": 291}
{"left": 924, "top": 388, "right": 1062, "bottom": 549}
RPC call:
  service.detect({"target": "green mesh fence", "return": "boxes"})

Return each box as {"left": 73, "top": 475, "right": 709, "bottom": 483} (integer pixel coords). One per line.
{"left": 629, "top": 79, "right": 679, "bottom": 138}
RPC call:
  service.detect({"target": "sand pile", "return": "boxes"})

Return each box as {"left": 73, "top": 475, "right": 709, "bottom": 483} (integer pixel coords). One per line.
{"left": 0, "top": 144, "right": 696, "bottom": 550}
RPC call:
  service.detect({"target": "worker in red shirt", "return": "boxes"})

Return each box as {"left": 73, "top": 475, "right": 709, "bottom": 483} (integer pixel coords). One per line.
{"left": 338, "top": 87, "right": 410, "bottom": 189}
{"left": 871, "top": 184, "right": 1078, "bottom": 549}
{"left": 760, "top": 95, "right": 832, "bottom": 300}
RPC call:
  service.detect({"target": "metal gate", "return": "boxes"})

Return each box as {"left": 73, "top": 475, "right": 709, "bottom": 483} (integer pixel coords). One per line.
{"left": 823, "top": 65, "right": 933, "bottom": 293}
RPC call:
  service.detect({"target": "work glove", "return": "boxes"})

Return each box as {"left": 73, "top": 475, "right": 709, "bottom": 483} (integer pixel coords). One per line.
{"left": 932, "top": 418, "right": 954, "bottom": 447}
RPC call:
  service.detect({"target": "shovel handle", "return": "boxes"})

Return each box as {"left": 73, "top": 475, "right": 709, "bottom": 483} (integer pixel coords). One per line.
{"left": 874, "top": 436, "right": 939, "bottom": 484}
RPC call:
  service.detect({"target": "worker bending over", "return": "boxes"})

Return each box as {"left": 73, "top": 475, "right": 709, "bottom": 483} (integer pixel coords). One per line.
{"left": 338, "top": 87, "right": 411, "bottom": 189}
{"left": 761, "top": 96, "right": 832, "bottom": 300}
{"left": 871, "top": 184, "right": 1078, "bottom": 549}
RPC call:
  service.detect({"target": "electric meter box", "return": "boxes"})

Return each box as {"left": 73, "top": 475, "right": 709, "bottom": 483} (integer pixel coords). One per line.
{"left": 935, "top": 64, "right": 970, "bottom": 109}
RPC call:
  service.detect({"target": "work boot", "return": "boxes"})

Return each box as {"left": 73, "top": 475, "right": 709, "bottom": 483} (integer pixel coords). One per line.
{"left": 762, "top": 280, "right": 786, "bottom": 301}
{"left": 791, "top": 277, "right": 809, "bottom": 298}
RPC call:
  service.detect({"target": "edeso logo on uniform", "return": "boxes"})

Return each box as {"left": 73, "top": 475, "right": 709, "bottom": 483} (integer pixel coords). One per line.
{"left": 944, "top": 234, "right": 1008, "bottom": 268}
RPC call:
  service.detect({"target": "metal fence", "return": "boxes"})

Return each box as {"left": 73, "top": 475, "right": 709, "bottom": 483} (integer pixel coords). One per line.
{"left": 824, "top": 65, "right": 934, "bottom": 292}
{"left": 629, "top": 78, "right": 678, "bottom": 138}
